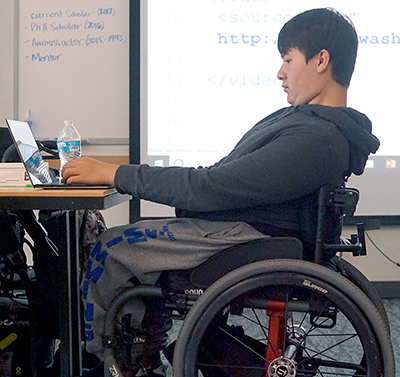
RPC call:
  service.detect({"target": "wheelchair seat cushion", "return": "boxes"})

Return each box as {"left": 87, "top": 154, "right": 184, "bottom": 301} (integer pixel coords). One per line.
{"left": 190, "top": 237, "right": 303, "bottom": 288}
{"left": 159, "top": 237, "right": 303, "bottom": 294}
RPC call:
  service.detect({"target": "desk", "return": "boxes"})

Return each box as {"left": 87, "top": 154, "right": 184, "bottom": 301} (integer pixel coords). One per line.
{"left": 0, "top": 187, "right": 131, "bottom": 377}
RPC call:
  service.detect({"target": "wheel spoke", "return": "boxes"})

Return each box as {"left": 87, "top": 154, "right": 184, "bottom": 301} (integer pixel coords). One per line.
{"left": 173, "top": 261, "right": 392, "bottom": 377}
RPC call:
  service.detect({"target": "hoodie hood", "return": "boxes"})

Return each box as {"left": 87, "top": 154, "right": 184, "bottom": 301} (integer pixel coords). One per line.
{"left": 298, "top": 105, "right": 380, "bottom": 178}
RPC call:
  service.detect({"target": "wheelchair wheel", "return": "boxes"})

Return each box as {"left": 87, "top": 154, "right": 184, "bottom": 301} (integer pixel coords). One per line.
{"left": 173, "top": 259, "right": 395, "bottom": 377}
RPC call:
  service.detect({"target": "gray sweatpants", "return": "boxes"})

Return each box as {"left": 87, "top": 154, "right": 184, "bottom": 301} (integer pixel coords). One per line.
{"left": 82, "top": 217, "right": 267, "bottom": 359}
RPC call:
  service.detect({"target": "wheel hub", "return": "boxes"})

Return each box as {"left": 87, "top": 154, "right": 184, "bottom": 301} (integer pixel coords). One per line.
{"left": 268, "top": 356, "right": 296, "bottom": 377}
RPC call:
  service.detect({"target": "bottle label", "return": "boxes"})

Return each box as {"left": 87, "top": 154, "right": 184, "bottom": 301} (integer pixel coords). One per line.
{"left": 57, "top": 140, "right": 81, "bottom": 152}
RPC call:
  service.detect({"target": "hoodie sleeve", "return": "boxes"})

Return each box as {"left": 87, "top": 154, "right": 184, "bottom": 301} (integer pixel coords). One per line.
{"left": 114, "top": 121, "right": 349, "bottom": 212}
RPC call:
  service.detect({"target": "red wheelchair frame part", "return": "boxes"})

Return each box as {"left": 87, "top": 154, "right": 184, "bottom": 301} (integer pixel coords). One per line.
{"left": 265, "top": 300, "right": 287, "bottom": 375}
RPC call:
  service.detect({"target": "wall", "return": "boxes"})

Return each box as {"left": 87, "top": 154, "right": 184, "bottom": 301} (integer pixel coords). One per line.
{"left": 342, "top": 226, "right": 400, "bottom": 297}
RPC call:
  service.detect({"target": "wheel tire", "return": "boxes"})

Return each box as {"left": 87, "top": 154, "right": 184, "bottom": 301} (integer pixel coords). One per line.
{"left": 332, "top": 256, "right": 390, "bottom": 330}
{"left": 173, "top": 259, "right": 395, "bottom": 377}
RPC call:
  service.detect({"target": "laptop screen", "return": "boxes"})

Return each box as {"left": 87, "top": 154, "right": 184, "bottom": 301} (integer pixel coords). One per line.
{"left": 5, "top": 119, "right": 53, "bottom": 186}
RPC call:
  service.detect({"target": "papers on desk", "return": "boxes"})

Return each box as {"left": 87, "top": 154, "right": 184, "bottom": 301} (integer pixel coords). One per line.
{"left": 0, "top": 163, "right": 32, "bottom": 187}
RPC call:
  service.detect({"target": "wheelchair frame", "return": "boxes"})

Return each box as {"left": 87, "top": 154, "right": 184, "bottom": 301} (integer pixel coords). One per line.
{"left": 102, "top": 186, "right": 395, "bottom": 377}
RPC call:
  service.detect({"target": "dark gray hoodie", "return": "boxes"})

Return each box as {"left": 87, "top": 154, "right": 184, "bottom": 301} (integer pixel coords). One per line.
{"left": 115, "top": 104, "right": 379, "bottom": 258}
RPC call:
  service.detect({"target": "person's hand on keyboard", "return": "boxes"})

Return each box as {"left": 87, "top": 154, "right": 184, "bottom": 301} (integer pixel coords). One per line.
{"left": 62, "top": 156, "right": 118, "bottom": 186}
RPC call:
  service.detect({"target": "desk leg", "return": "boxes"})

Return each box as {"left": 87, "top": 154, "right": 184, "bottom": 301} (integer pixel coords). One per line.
{"left": 59, "top": 211, "right": 82, "bottom": 377}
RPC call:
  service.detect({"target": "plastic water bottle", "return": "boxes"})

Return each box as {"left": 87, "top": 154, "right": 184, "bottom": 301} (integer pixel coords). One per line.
{"left": 16, "top": 140, "right": 52, "bottom": 183}
{"left": 57, "top": 120, "right": 81, "bottom": 176}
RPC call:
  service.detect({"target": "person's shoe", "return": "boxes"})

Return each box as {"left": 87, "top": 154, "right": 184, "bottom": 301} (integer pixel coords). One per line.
{"left": 135, "top": 362, "right": 168, "bottom": 377}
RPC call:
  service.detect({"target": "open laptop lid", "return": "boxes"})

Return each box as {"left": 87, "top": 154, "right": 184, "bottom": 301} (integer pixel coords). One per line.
{"left": 5, "top": 118, "right": 53, "bottom": 187}
{"left": 5, "top": 119, "right": 111, "bottom": 189}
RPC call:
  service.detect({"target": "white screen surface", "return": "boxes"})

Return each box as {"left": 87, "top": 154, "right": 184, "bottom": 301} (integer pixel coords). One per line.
{"left": 142, "top": 0, "right": 400, "bottom": 216}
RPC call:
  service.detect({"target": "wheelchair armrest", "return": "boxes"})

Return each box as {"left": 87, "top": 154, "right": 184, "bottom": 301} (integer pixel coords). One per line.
{"left": 190, "top": 237, "right": 303, "bottom": 289}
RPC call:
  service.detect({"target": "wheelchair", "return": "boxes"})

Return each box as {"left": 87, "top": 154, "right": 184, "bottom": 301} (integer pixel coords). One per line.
{"left": 102, "top": 186, "right": 395, "bottom": 377}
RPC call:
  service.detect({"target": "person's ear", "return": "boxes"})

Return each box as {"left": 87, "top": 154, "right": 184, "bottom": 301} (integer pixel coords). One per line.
{"left": 316, "top": 49, "right": 331, "bottom": 73}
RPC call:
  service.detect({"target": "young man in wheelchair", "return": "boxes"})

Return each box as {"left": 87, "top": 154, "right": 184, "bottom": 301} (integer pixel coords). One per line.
{"left": 62, "top": 8, "right": 380, "bottom": 377}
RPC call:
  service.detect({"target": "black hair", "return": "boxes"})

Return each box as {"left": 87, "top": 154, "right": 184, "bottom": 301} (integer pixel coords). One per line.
{"left": 277, "top": 8, "right": 358, "bottom": 88}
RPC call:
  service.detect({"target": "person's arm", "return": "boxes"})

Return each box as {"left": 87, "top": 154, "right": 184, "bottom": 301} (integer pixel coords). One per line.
{"left": 61, "top": 157, "right": 119, "bottom": 186}
{"left": 113, "top": 124, "right": 349, "bottom": 211}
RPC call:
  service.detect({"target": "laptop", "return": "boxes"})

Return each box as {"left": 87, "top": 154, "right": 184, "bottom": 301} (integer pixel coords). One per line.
{"left": 5, "top": 119, "right": 112, "bottom": 189}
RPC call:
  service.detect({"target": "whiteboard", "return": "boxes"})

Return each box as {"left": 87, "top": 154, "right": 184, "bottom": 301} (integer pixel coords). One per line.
{"left": 18, "top": 0, "right": 129, "bottom": 142}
